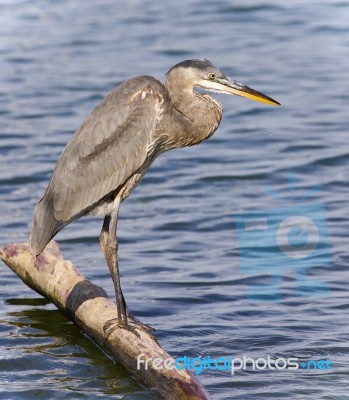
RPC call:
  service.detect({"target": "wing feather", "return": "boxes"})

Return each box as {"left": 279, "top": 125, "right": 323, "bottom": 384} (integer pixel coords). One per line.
{"left": 30, "top": 76, "right": 164, "bottom": 255}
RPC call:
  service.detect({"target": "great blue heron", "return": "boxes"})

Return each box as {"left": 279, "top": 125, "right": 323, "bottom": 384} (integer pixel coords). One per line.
{"left": 30, "top": 59, "right": 280, "bottom": 333}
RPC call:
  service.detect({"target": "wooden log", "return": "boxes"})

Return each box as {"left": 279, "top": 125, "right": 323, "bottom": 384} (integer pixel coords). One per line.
{"left": 0, "top": 241, "right": 211, "bottom": 400}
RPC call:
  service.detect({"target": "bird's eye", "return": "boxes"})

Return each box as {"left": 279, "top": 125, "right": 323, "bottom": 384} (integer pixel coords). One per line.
{"left": 208, "top": 73, "right": 216, "bottom": 80}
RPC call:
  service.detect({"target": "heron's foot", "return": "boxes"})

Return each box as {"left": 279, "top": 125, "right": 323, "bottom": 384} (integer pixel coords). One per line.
{"left": 126, "top": 313, "right": 158, "bottom": 343}
{"left": 127, "top": 312, "right": 156, "bottom": 333}
{"left": 103, "top": 315, "right": 157, "bottom": 343}
{"left": 103, "top": 317, "right": 141, "bottom": 338}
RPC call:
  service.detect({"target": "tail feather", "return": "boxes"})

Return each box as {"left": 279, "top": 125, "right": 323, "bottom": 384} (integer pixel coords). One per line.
{"left": 29, "top": 195, "right": 62, "bottom": 256}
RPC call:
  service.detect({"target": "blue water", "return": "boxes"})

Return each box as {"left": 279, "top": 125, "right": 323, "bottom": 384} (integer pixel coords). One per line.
{"left": 1, "top": 1, "right": 349, "bottom": 399}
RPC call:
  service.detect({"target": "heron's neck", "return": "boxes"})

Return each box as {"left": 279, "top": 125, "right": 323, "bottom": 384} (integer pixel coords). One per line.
{"left": 167, "top": 86, "right": 223, "bottom": 147}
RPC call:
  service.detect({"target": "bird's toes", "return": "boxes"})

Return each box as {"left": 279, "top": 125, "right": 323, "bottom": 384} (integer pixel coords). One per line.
{"left": 103, "top": 317, "right": 141, "bottom": 338}
{"left": 127, "top": 313, "right": 156, "bottom": 333}
{"left": 102, "top": 316, "right": 158, "bottom": 343}
{"left": 103, "top": 318, "right": 118, "bottom": 335}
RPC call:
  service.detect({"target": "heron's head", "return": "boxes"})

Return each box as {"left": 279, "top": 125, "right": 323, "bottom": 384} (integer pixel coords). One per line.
{"left": 166, "top": 59, "right": 280, "bottom": 106}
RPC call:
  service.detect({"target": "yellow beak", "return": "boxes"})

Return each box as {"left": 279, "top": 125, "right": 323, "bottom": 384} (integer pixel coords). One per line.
{"left": 223, "top": 79, "right": 280, "bottom": 106}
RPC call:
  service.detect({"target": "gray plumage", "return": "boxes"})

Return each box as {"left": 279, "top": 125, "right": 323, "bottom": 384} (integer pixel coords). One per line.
{"left": 30, "top": 59, "right": 279, "bottom": 331}
{"left": 30, "top": 77, "right": 164, "bottom": 254}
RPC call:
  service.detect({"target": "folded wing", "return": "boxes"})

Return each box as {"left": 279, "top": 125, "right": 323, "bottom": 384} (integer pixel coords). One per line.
{"left": 30, "top": 77, "right": 164, "bottom": 255}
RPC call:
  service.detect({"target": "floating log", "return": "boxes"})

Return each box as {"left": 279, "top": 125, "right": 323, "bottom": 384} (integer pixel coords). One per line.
{"left": 0, "top": 241, "right": 210, "bottom": 400}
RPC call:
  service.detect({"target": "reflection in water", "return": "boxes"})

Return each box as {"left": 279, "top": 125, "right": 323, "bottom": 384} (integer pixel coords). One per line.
{"left": 3, "top": 300, "right": 143, "bottom": 396}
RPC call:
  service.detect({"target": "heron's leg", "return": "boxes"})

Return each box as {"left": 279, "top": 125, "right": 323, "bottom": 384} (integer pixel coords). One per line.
{"left": 100, "top": 208, "right": 155, "bottom": 336}
{"left": 104, "top": 198, "right": 129, "bottom": 328}
{"left": 100, "top": 214, "right": 129, "bottom": 313}
{"left": 110, "top": 207, "right": 155, "bottom": 333}
{"left": 99, "top": 215, "right": 111, "bottom": 268}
